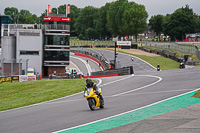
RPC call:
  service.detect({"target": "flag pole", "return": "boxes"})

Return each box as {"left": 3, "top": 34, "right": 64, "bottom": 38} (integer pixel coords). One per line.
{"left": 65, "top": 4, "right": 67, "bottom": 17}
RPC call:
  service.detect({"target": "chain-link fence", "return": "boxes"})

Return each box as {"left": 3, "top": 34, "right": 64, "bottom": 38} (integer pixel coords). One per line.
{"left": 140, "top": 41, "right": 200, "bottom": 59}
{"left": 0, "top": 58, "right": 28, "bottom": 77}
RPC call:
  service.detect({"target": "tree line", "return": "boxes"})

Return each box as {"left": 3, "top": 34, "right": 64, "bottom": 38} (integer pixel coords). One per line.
{"left": 149, "top": 5, "right": 200, "bottom": 41}
{"left": 3, "top": 0, "right": 200, "bottom": 41}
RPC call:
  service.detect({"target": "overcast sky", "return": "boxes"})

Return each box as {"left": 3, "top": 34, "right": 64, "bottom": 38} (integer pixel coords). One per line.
{"left": 0, "top": 0, "right": 200, "bottom": 20}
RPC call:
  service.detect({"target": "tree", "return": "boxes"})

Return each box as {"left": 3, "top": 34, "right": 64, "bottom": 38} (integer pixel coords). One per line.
{"left": 85, "top": 28, "right": 97, "bottom": 39}
{"left": 75, "top": 6, "right": 97, "bottom": 39}
{"left": 4, "top": 7, "right": 19, "bottom": 24}
{"left": 122, "top": 2, "right": 148, "bottom": 41}
{"left": 149, "top": 14, "right": 164, "bottom": 41}
{"left": 94, "top": 3, "right": 112, "bottom": 39}
{"left": 39, "top": 10, "right": 47, "bottom": 24}
{"left": 163, "top": 5, "right": 197, "bottom": 41}
{"left": 162, "top": 14, "right": 171, "bottom": 40}
{"left": 107, "top": 0, "right": 128, "bottom": 38}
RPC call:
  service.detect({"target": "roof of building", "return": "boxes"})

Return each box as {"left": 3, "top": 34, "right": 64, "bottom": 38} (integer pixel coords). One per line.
{"left": 0, "top": 15, "right": 12, "bottom": 20}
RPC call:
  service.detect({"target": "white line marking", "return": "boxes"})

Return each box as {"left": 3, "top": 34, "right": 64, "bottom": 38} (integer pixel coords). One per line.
{"left": 112, "top": 75, "right": 162, "bottom": 97}
{"left": 71, "top": 56, "right": 92, "bottom": 75}
{"left": 52, "top": 88, "right": 200, "bottom": 133}
{"left": 96, "top": 78, "right": 102, "bottom": 86}
{"left": 99, "top": 74, "right": 134, "bottom": 87}
{"left": 73, "top": 54, "right": 103, "bottom": 71}
{"left": 70, "top": 61, "right": 81, "bottom": 72}
{"left": 89, "top": 58, "right": 103, "bottom": 71}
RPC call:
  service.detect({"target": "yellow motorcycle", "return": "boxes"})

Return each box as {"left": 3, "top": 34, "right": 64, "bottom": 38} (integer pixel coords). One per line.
{"left": 84, "top": 87, "right": 104, "bottom": 111}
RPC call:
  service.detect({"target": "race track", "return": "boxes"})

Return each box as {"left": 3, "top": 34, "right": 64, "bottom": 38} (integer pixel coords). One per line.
{"left": 0, "top": 49, "right": 200, "bottom": 133}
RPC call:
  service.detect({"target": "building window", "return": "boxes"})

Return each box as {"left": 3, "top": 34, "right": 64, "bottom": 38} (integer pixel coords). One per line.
{"left": 44, "top": 51, "right": 69, "bottom": 61}
{"left": 45, "top": 35, "right": 69, "bottom": 45}
{"left": 20, "top": 51, "right": 39, "bottom": 55}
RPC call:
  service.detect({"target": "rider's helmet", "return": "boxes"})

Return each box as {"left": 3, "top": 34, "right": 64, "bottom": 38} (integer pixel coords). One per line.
{"left": 86, "top": 78, "right": 92, "bottom": 85}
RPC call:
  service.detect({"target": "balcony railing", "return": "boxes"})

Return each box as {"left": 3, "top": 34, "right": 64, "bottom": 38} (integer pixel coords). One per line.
{"left": 43, "top": 24, "right": 70, "bottom": 30}
{"left": 2, "top": 24, "right": 43, "bottom": 30}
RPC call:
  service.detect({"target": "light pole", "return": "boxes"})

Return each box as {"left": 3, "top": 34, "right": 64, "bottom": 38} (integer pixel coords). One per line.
{"left": 19, "top": 59, "right": 22, "bottom": 75}
{"left": 114, "top": 42, "right": 117, "bottom": 69}
{"left": 26, "top": 59, "right": 29, "bottom": 75}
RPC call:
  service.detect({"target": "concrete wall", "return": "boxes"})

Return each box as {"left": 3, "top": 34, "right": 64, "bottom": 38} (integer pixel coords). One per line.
{"left": 1, "top": 36, "right": 16, "bottom": 61}
{"left": 16, "top": 29, "right": 43, "bottom": 75}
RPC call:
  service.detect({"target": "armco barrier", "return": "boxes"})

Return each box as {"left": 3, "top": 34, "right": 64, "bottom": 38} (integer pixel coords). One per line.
{"left": 74, "top": 52, "right": 105, "bottom": 70}
{"left": 90, "top": 66, "right": 133, "bottom": 77}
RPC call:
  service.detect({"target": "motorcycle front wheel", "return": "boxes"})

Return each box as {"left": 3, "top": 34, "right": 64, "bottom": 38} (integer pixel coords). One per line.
{"left": 88, "top": 98, "right": 95, "bottom": 111}
{"left": 100, "top": 99, "right": 104, "bottom": 108}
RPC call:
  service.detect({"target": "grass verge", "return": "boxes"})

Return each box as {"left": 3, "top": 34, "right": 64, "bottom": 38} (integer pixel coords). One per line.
{"left": 142, "top": 46, "right": 199, "bottom": 63}
{"left": 193, "top": 90, "right": 200, "bottom": 99}
{"left": 105, "top": 48, "right": 180, "bottom": 70}
{"left": 0, "top": 79, "right": 86, "bottom": 111}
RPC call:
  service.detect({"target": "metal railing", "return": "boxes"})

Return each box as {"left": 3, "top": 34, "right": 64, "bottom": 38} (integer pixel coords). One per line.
{"left": 140, "top": 41, "right": 200, "bottom": 58}
{"left": 43, "top": 24, "right": 70, "bottom": 30}
{"left": 2, "top": 24, "right": 43, "bottom": 30}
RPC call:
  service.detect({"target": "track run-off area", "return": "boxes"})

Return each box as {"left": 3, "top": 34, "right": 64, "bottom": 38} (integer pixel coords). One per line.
{"left": 1, "top": 49, "right": 200, "bottom": 133}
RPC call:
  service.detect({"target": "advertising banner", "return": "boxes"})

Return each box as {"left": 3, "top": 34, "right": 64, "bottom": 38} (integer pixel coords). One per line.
{"left": 0, "top": 77, "right": 12, "bottom": 84}
{"left": 48, "top": 5, "right": 52, "bottom": 14}
{"left": 28, "top": 75, "right": 36, "bottom": 81}
{"left": 67, "top": 5, "right": 70, "bottom": 14}
{"left": 11, "top": 76, "right": 19, "bottom": 83}
{"left": 19, "top": 75, "right": 36, "bottom": 82}
{"left": 0, "top": 76, "right": 19, "bottom": 84}
{"left": 117, "top": 41, "right": 131, "bottom": 46}
{"left": 19, "top": 75, "right": 28, "bottom": 82}
{"left": 43, "top": 16, "right": 71, "bottom": 22}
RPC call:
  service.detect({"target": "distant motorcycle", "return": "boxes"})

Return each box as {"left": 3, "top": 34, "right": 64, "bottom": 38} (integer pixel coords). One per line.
{"left": 84, "top": 87, "right": 104, "bottom": 111}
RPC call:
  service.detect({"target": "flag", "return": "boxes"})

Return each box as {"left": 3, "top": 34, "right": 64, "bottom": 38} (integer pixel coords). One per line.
{"left": 66, "top": 5, "right": 70, "bottom": 15}
{"left": 48, "top": 5, "right": 52, "bottom": 14}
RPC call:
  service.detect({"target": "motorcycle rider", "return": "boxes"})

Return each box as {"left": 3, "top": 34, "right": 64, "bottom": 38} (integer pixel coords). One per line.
{"left": 85, "top": 78, "right": 104, "bottom": 102}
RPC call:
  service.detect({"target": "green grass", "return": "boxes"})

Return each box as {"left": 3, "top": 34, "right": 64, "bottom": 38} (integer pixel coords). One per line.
{"left": 104, "top": 48, "right": 180, "bottom": 70}
{"left": 0, "top": 79, "right": 86, "bottom": 111}
{"left": 193, "top": 90, "right": 200, "bottom": 99}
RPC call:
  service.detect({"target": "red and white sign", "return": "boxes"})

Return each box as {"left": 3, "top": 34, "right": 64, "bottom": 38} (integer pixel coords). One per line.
{"left": 48, "top": 5, "right": 52, "bottom": 14}
{"left": 28, "top": 75, "right": 36, "bottom": 81}
{"left": 67, "top": 5, "right": 70, "bottom": 14}
{"left": 19, "top": 75, "right": 36, "bottom": 82}
{"left": 43, "top": 16, "right": 71, "bottom": 22}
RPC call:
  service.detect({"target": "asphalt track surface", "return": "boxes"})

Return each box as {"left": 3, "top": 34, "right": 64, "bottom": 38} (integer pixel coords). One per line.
{"left": 91, "top": 49, "right": 156, "bottom": 73}
{"left": 70, "top": 53, "right": 102, "bottom": 75}
{"left": 1, "top": 50, "right": 200, "bottom": 133}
